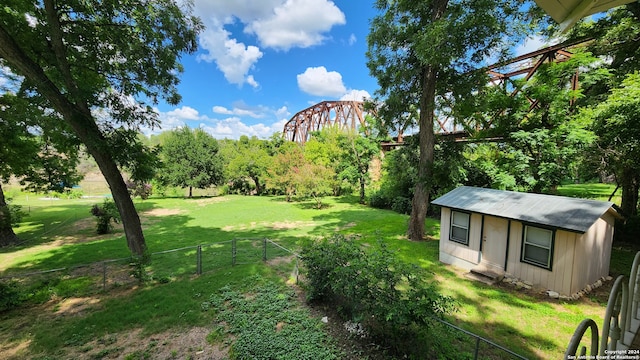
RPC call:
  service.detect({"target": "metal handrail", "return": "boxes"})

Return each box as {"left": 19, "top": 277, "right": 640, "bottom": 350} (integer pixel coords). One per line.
{"left": 566, "top": 251, "right": 640, "bottom": 356}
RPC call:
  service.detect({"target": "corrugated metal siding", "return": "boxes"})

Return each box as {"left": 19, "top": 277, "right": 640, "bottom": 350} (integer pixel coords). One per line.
{"left": 432, "top": 186, "right": 615, "bottom": 233}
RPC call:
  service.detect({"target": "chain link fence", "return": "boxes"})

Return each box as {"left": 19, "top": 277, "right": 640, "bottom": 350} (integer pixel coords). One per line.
{"left": 0, "top": 238, "right": 298, "bottom": 297}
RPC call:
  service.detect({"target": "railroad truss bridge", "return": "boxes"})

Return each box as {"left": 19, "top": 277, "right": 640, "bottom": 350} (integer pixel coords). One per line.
{"left": 283, "top": 39, "right": 587, "bottom": 146}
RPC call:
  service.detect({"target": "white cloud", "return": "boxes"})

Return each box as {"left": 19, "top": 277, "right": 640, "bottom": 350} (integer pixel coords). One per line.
{"left": 245, "top": 0, "right": 346, "bottom": 51}
{"left": 514, "top": 36, "right": 548, "bottom": 57}
{"left": 348, "top": 34, "right": 357, "bottom": 46}
{"left": 199, "top": 117, "right": 283, "bottom": 139}
{"left": 166, "top": 106, "right": 201, "bottom": 120}
{"left": 275, "top": 106, "right": 290, "bottom": 119}
{"left": 297, "top": 66, "right": 347, "bottom": 97}
{"left": 212, "top": 104, "right": 263, "bottom": 118}
{"left": 192, "top": 0, "right": 346, "bottom": 85}
{"left": 197, "top": 23, "right": 263, "bottom": 87}
{"left": 246, "top": 75, "right": 259, "bottom": 88}
{"left": 340, "top": 89, "right": 371, "bottom": 102}
{"left": 144, "top": 104, "right": 287, "bottom": 139}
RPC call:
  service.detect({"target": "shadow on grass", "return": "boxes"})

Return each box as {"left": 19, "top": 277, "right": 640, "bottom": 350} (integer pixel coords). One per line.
{"left": 1, "top": 195, "right": 571, "bottom": 359}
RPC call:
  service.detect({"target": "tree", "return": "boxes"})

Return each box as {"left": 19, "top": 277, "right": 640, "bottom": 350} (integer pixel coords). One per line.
{"left": 0, "top": 92, "right": 81, "bottom": 246}
{"left": 266, "top": 142, "right": 305, "bottom": 201}
{"left": 582, "top": 72, "right": 640, "bottom": 216}
{"left": 337, "top": 128, "right": 380, "bottom": 204}
{"left": 159, "top": 127, "right": 224, "bottom": 198}
{"left": 304, "top": 127, "right": 344, "bottom": 195}
{"left": 294, "top": 162, "right": 334, "bottom": 209}
{"left": 367, "top": 0, "right": 533, "bottom": 240}
{"left": 0, "top": 0, "right": 201, "bottom": 255}
{"left": 223, "top": 136, "right": 272, "bottom": 195}
{"left": 486, "top": 51, "right": 598, "bottom": 193}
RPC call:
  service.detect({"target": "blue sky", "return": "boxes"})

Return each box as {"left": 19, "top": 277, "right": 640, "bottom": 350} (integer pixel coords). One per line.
{"left": 149, "top": 0, "right": 379, "bottom": 140}
{"left": 149, "top": 0, "right": 547, "bottom": 140}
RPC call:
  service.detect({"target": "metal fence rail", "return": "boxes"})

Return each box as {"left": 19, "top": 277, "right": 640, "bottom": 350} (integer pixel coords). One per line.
{"left": 2, "top": 239, "right": 526, "bottom": 359}
{"left": 0, "top": 238, "right": 298, "bottom": 293}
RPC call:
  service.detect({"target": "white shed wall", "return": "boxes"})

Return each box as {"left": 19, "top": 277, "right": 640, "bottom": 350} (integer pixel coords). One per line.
{"left": 439, "top": 208, "right": 481, "bottom": 269}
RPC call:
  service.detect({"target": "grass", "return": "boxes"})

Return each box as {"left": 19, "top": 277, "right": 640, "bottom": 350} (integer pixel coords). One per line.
{"left": 0, "top": 185, "right": 635, "bottom": 359}
{"left": 555, "top": 182, "right": 621, "bottom": 204}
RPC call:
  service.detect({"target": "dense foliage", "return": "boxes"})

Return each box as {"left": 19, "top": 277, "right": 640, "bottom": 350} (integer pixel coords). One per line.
{"left": 0, "top": 0, "right": 201, "bottom": 255}
{"left": 301, "top": 234, "right": 456, "bottom": 357}
{"left": 158, "top": 127, "right": 224, "bottom": 198}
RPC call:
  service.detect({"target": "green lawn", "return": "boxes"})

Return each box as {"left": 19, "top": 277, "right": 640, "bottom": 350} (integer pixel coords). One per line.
{"left": 0, "top": 186, "right": 633, "bottom": 359}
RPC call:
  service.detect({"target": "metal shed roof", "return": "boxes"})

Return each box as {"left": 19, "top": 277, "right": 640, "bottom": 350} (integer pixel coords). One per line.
{"left": 432, "top": 186, "right": 618, "bottom": 233}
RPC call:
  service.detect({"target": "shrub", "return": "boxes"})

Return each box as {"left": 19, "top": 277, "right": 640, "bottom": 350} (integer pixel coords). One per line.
{"left": 0, "top": 198, "right": 26, "bottom": 229}
{"left": 391, "top": 196, "right": 412, "bottom": 214}
{"left": 64, "top": 188, "right": 84, "bottom": 199}
{"left": 367, "top": 190, "right": 389, "bottom": 209}
{"left": 0, "top": 281, "right": 22, "bottom": 312}
{"left": 90, "top": 199, "right": 119, "bottom": 234}
{"left": 301, "top": 234, "right": 456, "bottom": 357}
{"left": 126, "top": 180, "right": 152, "bottom": 199}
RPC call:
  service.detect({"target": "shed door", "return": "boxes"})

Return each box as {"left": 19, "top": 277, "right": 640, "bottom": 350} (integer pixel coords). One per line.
{"left": 482, "top": 217, "right": 508, "bottom": 271}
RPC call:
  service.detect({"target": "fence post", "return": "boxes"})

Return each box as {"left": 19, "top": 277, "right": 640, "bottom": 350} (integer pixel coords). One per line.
{"left": 102, "top": 261, "right": 107, "bottom": 290}
{"left": 232, "top": 238, "right": 236, "bottom": 266}
{"left": 263, "top": 238, "right": 267, "bottom": 262}
{"left": 196, "top": 245, "right": 202, "bottom": 275}
{"left": 474, "top": 337, "right": 480, "bottom": 360}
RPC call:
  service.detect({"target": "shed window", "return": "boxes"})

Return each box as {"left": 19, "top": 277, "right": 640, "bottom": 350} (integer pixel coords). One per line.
{"left": 521, "top": 225, "right": 554, "bottom": 270}
{"left": 450, "top": 211, "right": 470, "bottom": 245}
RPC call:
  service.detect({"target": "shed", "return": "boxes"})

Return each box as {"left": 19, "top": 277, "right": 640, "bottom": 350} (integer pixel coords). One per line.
{"left": 432, "top": 186, "right": 621, "bottom": 296}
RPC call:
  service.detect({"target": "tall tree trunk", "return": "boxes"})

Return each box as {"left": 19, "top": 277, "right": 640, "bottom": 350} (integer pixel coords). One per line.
{"left": 252, "top": 176, "right": 262, "bottom": 195}
{"left": 189, "top": 186, "right": 193, "bottom": 198}
{"left": 0, "top": 22, "right": 147, "bottom": 256}
{"left": 0, "top": 182, "right": 20, "bottom": 247}
{"left": 408, "top": 64, "right": 438, "bottom": 240}
{"left": 407, "top": 0, "right": 448, "bottom": 241}
{"left": 620, "top": 168, "right": 639, "bottom": 217}
{"left": 359, "top": 175, "right": 366, "bottom": 205}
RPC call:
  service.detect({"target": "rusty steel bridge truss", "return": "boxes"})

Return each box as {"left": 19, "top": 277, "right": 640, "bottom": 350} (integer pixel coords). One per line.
{"left": 283, "top": 39, "right": 588, "bottom": 144}
{"left": 283, "top": 100, "right": 367, "bottom": 144}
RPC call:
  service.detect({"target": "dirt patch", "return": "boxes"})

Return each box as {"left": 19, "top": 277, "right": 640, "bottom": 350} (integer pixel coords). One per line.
{"left": 271, "top": 221, "right": 316, "bottom": 230}
{"left": 62, "top": 327, "right": 227, "bottom": 360}
{"left": 143, "top": 208, "right": 183, "bottom": 216}
{"left": 336, "top": 222, "right": 357, "bottom": 231}
{"left": 222, "top": 220, "right": 316, "bottom": 231}
{"left": 54, "top": 297, "right": 101, "bottom": 317}
{"left": 194, "top": 197, "right": 228, "bottom": 207}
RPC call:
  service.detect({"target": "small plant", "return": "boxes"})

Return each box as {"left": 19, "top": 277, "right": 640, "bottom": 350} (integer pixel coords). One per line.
{"left": 0, "top": 280, "right": 23, "bottom": 311}
{"left": 129, "top": 252, "right": 151, "bottom": 283}
{"left": 126, "top": 180, "right": 153, "bottom": 200}
{"left": 0, "top": 197, "right": 26, "bottom": 229}
{"left": 90, "top": 199, "right": 119, "bottom": 234}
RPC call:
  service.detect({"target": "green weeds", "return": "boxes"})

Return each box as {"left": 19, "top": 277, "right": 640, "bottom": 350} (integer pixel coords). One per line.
{"left": 202, "top": 277, "right": 341, "bottom": 360}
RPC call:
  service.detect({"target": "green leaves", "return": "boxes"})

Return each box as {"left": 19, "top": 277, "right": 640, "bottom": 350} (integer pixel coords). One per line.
{"left": 158, "top": 127, "right": 224, "bottom": 196}
{"left": 301, "top": 234, "right": 456, "bottom": 357}
{"left": 203, "top": 280, "right": 341, "bottom": 360}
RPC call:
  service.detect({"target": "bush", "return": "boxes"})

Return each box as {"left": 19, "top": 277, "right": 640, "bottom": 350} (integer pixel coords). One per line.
{"left": 63, "top": 188, "right": 84, "bottom": 199}
{"left": 126, "top": 180, "right": 152, "bottom": 199}
{"left": 90, "top": 199, "right": 119, "bottom": 234}
{"left": 615, "top": 216, "right": 640, "bottom": 244}
{"left": 367, "top": 190, "right": 389, "bottom": 209}
{"left": 0, "top": 281, "right": 22, "bottom": 312}
{"left": 391, "top": 196, "right": 412, "bottom": 214}
{"left": 301, "top": 234, "right": 456, "bottom": 357}
{"left": 0, "top": 198, "right": 26, "bottom": 229}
